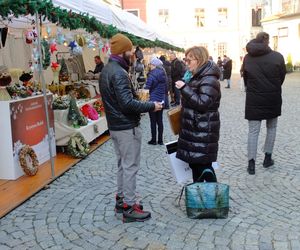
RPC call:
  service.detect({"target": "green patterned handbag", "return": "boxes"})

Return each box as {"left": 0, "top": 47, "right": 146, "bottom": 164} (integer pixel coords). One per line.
{"left": 185, "top": 169, "right": 229, "bottom": 219}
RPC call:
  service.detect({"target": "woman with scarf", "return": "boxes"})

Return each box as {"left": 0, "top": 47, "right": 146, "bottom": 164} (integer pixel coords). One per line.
{"left": 175, "top": 46, "right": 221, "bottom": 182}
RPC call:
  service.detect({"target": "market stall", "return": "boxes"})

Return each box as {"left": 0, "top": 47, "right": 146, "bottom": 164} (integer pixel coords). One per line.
{"left": 0, "top": 0, "right": 183, "bottom": 180}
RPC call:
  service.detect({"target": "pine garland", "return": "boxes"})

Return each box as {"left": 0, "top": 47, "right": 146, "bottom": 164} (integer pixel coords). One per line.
{"left": 0, "top": 0, "right": 184, "bottom": 52}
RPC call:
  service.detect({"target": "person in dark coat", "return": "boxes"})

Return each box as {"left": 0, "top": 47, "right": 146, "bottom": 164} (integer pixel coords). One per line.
{"left": 175, "top": 46, "right": 221, "bottom": 182}
{"left": 99, "top": 34, "right": 163, "bottom": 222}
{"left": 222, "top": 55, "right": 232, "bottom": 88}
{"left": 170, "top": 52, "right": 184, "bottom": 105}
{"left": 159, "top": 55, "right": 172, "bottom": 109}
{"left": 145, "top": 57, "right": 167, "bottom": 145}
{"left": 93, "top": 56, "right": 104, "bottom": 74}
{"left": 217, "top": 56, "right": 223, "bottom": 80}
{"left": 241, "top": 32, "right": 286, "bottom": 175}
{"left": 134, "top": 46, "right": 144, "bottom": 62}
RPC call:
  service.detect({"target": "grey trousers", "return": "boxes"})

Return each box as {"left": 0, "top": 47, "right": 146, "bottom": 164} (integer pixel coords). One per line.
{"left": 110, "top": 126, "right": 142, "bottom": 206}
{"left": 248, "top": 118, "right": 278, "bottom": 161}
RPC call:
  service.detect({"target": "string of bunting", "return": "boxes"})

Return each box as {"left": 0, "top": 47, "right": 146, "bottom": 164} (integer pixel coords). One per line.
{"left": 0, "top": 0, "right": 184, "bottom": 52}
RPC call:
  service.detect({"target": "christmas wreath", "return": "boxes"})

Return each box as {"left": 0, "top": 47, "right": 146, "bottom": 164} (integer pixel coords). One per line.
{"left": 19, "top": 145, "right": 39, "bottom": 176}
{"left": 67, "top": 133, "right": 90, "bottom": 158}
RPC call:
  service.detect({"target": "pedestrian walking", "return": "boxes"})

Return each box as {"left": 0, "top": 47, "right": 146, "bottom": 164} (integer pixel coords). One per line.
{"left": 145, "top": 57, "right": 167, "bottom": 145}
{"left": 241, "top": 32, "right": 286, "bottom": 175}
{"left": 223, "top": 55, "right": 232, "bottom": 88}
{"left": 99, "top": 33, "right": 163, "bottom": 222}
{"left": 175, "top": 46, "right": 221, "bottom": 182}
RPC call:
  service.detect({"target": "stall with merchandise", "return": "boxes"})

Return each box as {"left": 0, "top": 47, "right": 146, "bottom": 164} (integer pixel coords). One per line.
{"left": 0, "top": 0, "right": 183, "bottom": 217}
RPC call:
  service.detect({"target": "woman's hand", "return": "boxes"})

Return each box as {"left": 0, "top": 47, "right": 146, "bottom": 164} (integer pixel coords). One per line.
{"left": 175, "top": 80, "right": 185, "bottom": 89}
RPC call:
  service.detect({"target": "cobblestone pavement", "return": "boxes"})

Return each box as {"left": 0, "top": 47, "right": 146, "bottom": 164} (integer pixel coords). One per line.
{"left": 1, "top": 73, "right": 300, "bottom": 250}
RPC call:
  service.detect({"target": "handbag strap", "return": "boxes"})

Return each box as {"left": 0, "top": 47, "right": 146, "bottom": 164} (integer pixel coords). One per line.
{"left": 176, "top": 186, "right": 185, "bottom": 207}
{"left": 196, "top": 168, "right": 215, "bottom": 182}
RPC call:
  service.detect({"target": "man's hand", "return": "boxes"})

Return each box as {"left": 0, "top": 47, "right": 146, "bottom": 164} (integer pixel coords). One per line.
{"left": 175, "top": 80, "right": 185, "bottom": 89}
{"left": 154, "top": 101, "right": 163, "bottom": 112}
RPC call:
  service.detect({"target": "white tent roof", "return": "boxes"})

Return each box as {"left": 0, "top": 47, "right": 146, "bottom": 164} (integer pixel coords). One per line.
{"left": 0, "top": 0, "right": 178, "bottom": 47}
{"left": 110, "top": 6, "right": 156, "bottom": 41}
{"left": 52, "top": 0, "right": 112, "bottom": 28}
{"left": 52, "top": 0, "right": 173, "bottom": 44}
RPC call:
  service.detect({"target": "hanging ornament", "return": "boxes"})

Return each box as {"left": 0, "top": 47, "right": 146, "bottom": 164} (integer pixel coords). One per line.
{"left": 46, "top": 26, "right": 51, "bottom": 36}
{"left": 32, "top": 27, "right": 38, "bottom": 38}
{"left": 25, "top": 30, "right": 35, "bottom": 44}
{"left": 51, "top": 62, "right": 60, "bottom": 70}
{"left": 98, "top": 40, "right": 104, "bottom": 50}
{"left": 107, "top": 48, "right": 111, "bottom": 56}
{"left": 87, "top": 37, "right": 97, "bottom": 49}
{"left": 72, "top": 45, "right": 82, "bottom": 56}
{"left": 56, "top": 28, "right": 65, "bottom": 45}
{"left": 50, "top": 42, "right": 57, "bottom": 54}
{"left": 75, "top": 35, "right": 86, "bottom": 47}
{"left": 51, "top": 62, "right": 61, "bottom": 84}
{"left": 68, "top": 40, "right": 77, "bottom": 50}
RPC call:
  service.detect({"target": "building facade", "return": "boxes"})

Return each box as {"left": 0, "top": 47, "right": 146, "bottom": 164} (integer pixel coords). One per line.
{"left": 122, "top": 0, "right": 265, "bottom": 71}
{"left": 261, "top": 0, "right": 300, "bottom": 67}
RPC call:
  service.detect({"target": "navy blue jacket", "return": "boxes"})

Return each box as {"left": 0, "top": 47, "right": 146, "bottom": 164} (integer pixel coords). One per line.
{"left": 145, "top": 67, "right": 167, "bottom": 102}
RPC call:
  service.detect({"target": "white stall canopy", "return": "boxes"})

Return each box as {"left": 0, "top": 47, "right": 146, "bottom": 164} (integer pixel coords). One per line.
{"left": 0, "top": 0, "right": 179, "bottom": 48}
{"left": 51, "top": 0, "right": 173, "bottom": 44}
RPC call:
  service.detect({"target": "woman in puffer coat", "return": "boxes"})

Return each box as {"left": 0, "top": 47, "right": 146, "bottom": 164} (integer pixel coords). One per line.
{"left": 175, "top": 46, "right": 221, "bottom": 182}
{"left": 145, "top": 57, "right": 167, "bottom": 145}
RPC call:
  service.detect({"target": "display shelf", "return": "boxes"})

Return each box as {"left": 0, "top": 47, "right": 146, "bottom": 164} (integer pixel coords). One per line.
{"left": 54, "top": 98, "right": 108, "bottom": 146}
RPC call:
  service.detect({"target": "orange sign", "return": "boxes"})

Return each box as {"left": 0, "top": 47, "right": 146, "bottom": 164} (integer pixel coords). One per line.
{"left": 10, "top": 95, "right": 54, "bottom": 146}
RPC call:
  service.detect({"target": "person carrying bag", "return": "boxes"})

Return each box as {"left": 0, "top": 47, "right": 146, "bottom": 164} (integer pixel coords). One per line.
{"left": 173, "top": 46, "right": 229, "bottom": 218}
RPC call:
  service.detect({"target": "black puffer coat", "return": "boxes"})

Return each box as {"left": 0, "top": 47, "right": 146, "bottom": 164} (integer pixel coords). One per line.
{"left": 176, "top": 61, "right": 221, "bottom": 164}
{"left": 222, "top": 59, "right": 232, "bottom": 80}
{"left": 99, "top": 59, "right": 155, "bottom": 131}
{"left": 242, "top": 39, "right": 286, "bottom": 120}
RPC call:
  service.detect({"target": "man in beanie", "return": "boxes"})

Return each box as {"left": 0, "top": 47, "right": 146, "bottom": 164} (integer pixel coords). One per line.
{"left": 241, "top": 32, "right": 286, "bottom": 175}
{"left": 99, "top": 33, "right": 162, "bottom": 223}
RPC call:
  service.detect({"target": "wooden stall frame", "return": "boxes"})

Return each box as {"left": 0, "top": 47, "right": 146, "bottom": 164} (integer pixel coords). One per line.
{"left": 0, "top": 133, "right": 110, "bottom": 219}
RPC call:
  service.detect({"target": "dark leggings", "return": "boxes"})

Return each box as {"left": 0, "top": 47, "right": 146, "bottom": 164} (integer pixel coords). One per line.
{"left": 189, "top": 163, "right": 216, "bottom": 183}
{"left": 149, "top": 110, "right": 163, "bottom": 142}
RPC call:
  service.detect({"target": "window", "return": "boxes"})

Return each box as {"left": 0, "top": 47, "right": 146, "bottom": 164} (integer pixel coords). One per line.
{"left": 282, "top": 0, "right": 292, "bottom": 13}
{"left": 158, "top": 9, "right": 169, "bottom": 24}
{"left": 218, "top": 8, "right": 228, "bottom": 26}
{"left": 278, "top": 27, "right": 288, "bottom": 37}
{"left": 127, "top": 9, "right": 139, "bottom": 18}
{"left": 195, "top": 8, "right": 205, "bottom": 27}
{"left": 218, "top": 43, "right": 227, "bottom": 57}
{"left": 252, "top": 8, "right": 262, "bottom": 27}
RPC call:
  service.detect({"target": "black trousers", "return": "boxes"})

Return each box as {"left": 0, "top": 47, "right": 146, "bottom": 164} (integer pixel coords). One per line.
{"left": 189, "top": 163, "right": 216, "bottom": 183}
{"left": 149, "top": 110, "right": 163, "bottom": 142}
